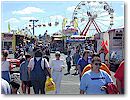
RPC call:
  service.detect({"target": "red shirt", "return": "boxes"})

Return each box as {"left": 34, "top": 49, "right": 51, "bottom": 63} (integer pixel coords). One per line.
{"left": 114, "top": 61, "right": 124, "bottom": 88}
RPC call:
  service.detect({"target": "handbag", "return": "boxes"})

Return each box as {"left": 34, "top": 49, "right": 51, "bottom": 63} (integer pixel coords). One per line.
{"left": 106, "top": 83, "right": 119, "bottom": 94}
{"left": 45, "top": 78, "right": 56, "bottom": 92}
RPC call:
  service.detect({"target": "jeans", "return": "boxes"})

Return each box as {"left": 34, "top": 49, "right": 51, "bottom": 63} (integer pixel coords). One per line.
{"left": 67, "top": 62, "right": 71, "bottom": 73}
{"left": 2, "top": 71, "right": 11, "bottom": 83}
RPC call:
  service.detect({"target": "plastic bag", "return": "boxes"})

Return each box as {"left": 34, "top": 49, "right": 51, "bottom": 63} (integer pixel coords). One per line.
{"left": 106, "top": 83, "right": 119, "bottom": 94}
{"left": 45, "top": 78, "right": 56, "bottom": 92}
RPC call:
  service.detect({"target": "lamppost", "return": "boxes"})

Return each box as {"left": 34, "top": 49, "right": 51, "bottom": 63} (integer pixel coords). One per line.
{"left": 29, "top": 19, "right": 39, "bottom": 35}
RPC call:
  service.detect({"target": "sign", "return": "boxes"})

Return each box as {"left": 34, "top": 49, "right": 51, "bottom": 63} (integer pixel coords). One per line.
{"left": 2, "top": 33, "right": 13, "bottom": 40}
{"left": 63, "top": 28, "right": 78, "bottom": 36}
{"left": 66, "top": 35, "right": 86, "bottom": 43}
{"left": 70, "top": 36, "right": 85, "bottom": 40}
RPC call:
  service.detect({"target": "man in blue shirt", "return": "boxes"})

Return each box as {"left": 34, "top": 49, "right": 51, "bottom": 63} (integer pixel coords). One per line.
{"left": 77, "top": 50, "right": 90, "bottom": 79}
{"left": 72, "top": 49, "right": 81, "bottom": 75}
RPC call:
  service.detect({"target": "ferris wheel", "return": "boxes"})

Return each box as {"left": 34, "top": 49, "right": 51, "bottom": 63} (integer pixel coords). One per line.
{"left": 72, "top": 1, "right": 114, "bottom": 36}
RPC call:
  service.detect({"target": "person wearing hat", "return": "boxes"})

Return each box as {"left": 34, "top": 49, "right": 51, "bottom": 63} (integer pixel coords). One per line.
{"left": 20, "top": 54, "right": 32, "bottom": 94}
{"left": 28, "top": 49, "right": 51, "bottom": 94}
{"left": 17, "top": 52, "right": 26, "bottom": 64}
{"left": 50, "top": 51, "right": 65, "bottom": 94}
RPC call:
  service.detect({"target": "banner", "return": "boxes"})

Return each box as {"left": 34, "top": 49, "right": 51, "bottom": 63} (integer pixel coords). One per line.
{"left": 12, "top": 33, "right": 16, "bottom": 51}
{"left": 62, "top": 18, "right": 67, "bottom": 29}
{"left": 73, "top": 18, "right": 78, "bottom": 28}
{"left": 8, "top": 22, "right": 11, "bottom": 33}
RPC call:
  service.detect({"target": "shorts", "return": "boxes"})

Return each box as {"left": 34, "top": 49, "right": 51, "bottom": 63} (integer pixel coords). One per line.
{"left": 23, "top": 81, "right": 31, "bottom": 87}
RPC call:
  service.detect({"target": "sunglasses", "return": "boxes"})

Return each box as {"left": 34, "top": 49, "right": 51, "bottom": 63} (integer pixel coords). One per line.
{"left": 94, "top": 63, "right": 101, "bottom": 66}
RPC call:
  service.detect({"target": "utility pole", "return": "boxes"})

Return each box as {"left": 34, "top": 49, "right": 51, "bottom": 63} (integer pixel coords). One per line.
{"left": 29, "top": 19, "right": 39, "bottom": 35}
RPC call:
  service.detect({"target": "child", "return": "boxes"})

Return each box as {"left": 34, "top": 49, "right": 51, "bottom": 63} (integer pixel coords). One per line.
{"left": 64, "top": 53, "right": 72, "bottom": 75}
{"left": 10, "top": 81, "right": 20, "bottom": 94}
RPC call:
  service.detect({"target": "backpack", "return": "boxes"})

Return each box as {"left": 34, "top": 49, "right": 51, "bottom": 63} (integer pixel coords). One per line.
{"left": 106, "top": 83, "right": 119, "bottom": 94}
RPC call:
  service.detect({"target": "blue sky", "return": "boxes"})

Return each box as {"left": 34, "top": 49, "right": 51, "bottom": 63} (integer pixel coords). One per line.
{"left": 1, "top": 1, "right": 124, "bottom": 36}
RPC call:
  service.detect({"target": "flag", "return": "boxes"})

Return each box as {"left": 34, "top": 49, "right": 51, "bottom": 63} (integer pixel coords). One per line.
{"left": 101, "top": 40, "right": 108, "bottom": 47}
{"left": 73, "top": 18, "right": 78, "bottom": 28}
{"left": 102, "top": 45, "right": 109, "bottom": 54}
{"left": 12, "top": 32, "right": 16, "bottom": 51}
{"left": 62, "top": 18, "right": 67, "bottom": 29}
{"left": 100, "top": 40, "right": 109, "bottom": 54}
{"left": 8, "top": 22, "right": 11, "bottom": 33}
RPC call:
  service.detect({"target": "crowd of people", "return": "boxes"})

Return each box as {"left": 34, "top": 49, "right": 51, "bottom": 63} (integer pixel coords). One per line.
{"left": 1, "top": 42, "right": 124, "bottom": 95}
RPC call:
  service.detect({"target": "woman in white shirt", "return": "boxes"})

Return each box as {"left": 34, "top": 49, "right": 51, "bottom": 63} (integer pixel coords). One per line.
{"left": 51, "top": 51, "right": 64, "bottom": 94}
{"left": 1, "top": 50, "right": 11, "bottom": 83}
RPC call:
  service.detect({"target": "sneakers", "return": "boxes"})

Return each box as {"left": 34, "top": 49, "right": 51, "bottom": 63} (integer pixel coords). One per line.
{"left": 64, "top": 72, "right": 70, "bottom": 75}
{"left": 71, "top": 72, "right": 78, "bottom": 76}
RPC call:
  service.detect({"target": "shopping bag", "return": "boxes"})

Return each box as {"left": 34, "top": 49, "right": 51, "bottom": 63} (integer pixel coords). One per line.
{"left": 106, "top": 83, "right": 119, "bottom": 94}
{"left": 45, "top": 78, "right": 56, "bottom": 92}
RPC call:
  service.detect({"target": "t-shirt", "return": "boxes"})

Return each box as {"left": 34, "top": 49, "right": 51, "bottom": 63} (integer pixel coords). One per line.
{"left": 80, "top": 70, "right": 113, "bottom": 94}
{"left": 70, "top": 49, "right": 76, "bottom": 56}
{"left": 20, "top": 60, "right": 29, "bottom": 81}
{"left": 51, "top": 59, "right": 64, "bottom": 72}
{"left": 1, "top": 60, "right": 10, "bottom": 71}
{"left": 73, "top": 53, "right": 81, "bottom": 64}
{"left": 77, "top": 58, "right": 89, "bottom": 73}
{"left": 82, "top": 63, "right": 111, "bottom": 76}
{"left": 114, "top": 61, "right": 124, "bottom": 88}
{"left": 28, "top": 57, "right": 49, "bottom": 70}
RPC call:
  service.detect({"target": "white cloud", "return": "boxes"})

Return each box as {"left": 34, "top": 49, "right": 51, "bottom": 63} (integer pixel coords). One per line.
{"left": 113, "top": 15, "right": 124, "bottom": 28}
{"left": 50, "top": 15, "right": 64, "bottom": 21}
{"left": 20, "top": 17, "right": 37, "bottom": 21}
{"left": 12, "top": 7, "right": 45, "bottom": 15}
{"left": 5, "top": 18, "right": 20, "bottom": 23}
{"left": 11, "top": 26, "right": 19, "bottom": 30}
{"left": 87, "top": 1, "right": 99, "bottom": 6}
{"left": 67, "top": 6, "right": 76, "bottom": 12}
{"left": 114, "top": 16, "right": 124, "bottom": 21}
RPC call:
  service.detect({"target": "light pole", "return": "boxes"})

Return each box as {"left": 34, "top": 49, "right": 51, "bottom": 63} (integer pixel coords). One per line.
{"left": 29, "top": 19, "right": 39, "bottom": 35}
